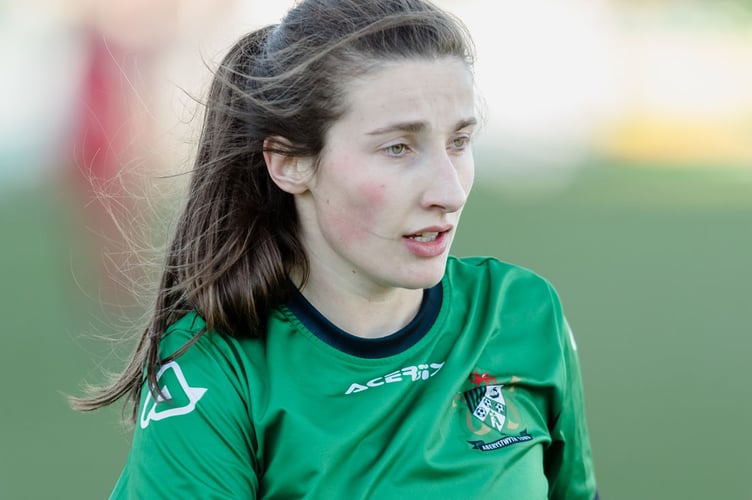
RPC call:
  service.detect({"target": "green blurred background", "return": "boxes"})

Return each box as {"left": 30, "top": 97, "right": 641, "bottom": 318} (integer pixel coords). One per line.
{"left": 1, "top": 0, "right": 751, "bottom": 498}
{"left": 2, "top": 163, "right": 750, "bottom": 499}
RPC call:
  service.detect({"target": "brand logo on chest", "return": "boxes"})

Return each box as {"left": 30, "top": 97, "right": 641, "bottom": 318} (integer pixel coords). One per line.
{"left": 344, "top": 362, "right": 445, "bottom": 394}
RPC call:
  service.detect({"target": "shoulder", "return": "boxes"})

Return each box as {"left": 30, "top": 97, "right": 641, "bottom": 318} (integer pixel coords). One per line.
{"left": 159, "top": 312, "right": 249, "bottom": 366}
{"left": 122, "top": 312, "right": 260, "bottom": 497}
{"left": 147, "top": 312, "right": 255, "bottom": 416}
{"left": 446, "top": 255, "right": 544, "bottom": 279}
{"left": 159, "top": 311, "right": 208, "bottom": 353}
{"left": 136, "top": 312, "right": 257, "bottom": 432}
{"left": 444, "top": 256, "right": 567, "bottom": 345}
{"left": 445, "top": 255, "right": 558, "bottom": 299}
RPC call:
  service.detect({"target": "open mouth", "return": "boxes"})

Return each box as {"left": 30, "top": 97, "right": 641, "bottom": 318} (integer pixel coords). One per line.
{"left": 407, "top": 231, "right": 440, "bottom": 243}
{"left": 402, "top": 228, "right": 452, "bottom": 257}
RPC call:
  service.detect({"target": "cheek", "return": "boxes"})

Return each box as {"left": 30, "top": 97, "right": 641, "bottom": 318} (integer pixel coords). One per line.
{"left": 357, "top": 181, "right": 386, "bottom": 207}
{"left": 336, "top": 182, "right": 384, "bottom": 241}
{"left": 319, "top": 182, "right": 384, "bottom": 244}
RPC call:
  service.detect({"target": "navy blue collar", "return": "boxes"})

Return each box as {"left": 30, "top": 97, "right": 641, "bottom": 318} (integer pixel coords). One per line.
{"left": 286, "top": 283, "right": 443, "bottom": 359}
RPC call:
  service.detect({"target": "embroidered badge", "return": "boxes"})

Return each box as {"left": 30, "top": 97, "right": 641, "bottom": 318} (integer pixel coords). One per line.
{"left": 459, "top": 372, "right": 532, "bottom": 451}
{"left": 464, "top": 384, "right": 507, "bottom": 433}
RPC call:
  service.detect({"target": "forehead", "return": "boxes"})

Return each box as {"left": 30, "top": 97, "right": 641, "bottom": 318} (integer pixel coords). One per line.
{"left": 335, "top": 57, "right": 475, "bottom": 131}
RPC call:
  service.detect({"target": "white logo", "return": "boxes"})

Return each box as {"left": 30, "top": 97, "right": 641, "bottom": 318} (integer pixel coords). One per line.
{"left": 344, "top": 362, "right": 444, "bottom": 395}
{"left": 139, "top": 361, "right": 208, "bottom": 429}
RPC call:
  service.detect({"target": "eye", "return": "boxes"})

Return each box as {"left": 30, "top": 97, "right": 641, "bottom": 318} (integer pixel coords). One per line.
{"left": 449, "top": 136, "right": 471, "bottom": 151}
{"left": 385, "top": 143, "right": 409, "bottom": 157}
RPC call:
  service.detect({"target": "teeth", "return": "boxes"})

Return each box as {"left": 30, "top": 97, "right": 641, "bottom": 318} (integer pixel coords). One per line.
{"left": 412, "top": 232, "right": 439, "bottom": 242}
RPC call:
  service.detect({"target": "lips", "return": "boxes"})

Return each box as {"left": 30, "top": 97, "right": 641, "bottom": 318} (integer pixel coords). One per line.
{"left": 407, "top": 231, "right": 440, "bottom": 242}
{"left": 405, "top": 226, "right": 452, "bottom": 241}
{"left": 402, "top": 226, "right": 453, "bottom": 258}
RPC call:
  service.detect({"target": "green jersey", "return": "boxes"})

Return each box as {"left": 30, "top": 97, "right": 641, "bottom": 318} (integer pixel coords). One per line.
{"left": 112, "top": 256, "right": 597, "bottom": 499}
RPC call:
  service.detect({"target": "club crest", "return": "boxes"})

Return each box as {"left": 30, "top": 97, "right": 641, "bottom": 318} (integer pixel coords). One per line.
{"left": 464, "top": 384, "right": 506, "bottom": 432}
{"left": 458, "top": 373, "right": 532, "bottom": 452}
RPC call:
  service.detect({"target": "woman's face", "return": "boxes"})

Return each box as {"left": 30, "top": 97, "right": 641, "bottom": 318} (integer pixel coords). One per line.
{"left": 297, "top": 57, "right": 476, "bottom": 295}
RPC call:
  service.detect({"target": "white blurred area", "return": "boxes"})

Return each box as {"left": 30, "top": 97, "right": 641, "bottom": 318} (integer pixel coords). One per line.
{"left": 1, "top": 0, "right": 751, "bottom": 190}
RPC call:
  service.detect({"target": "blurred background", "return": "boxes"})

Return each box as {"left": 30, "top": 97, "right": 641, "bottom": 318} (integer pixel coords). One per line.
{"left": 1, "top": 0, "right": 750, "bottom": 498}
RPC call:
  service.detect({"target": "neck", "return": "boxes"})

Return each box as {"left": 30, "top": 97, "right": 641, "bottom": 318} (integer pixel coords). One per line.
{"left": 295, "top": 273, "right": 424, "bottom": 339}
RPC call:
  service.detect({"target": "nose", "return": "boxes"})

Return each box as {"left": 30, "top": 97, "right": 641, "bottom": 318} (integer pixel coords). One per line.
{"left": 421, "top": 149, "right": 474, "bottom": 213}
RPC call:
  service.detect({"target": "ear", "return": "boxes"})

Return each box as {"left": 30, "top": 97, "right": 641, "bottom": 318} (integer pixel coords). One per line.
{"left": 263, "top": 136, "right": 314, "bottom": 195}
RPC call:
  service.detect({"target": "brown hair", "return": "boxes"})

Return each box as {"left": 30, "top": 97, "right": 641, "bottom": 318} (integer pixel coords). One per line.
{"left": 73, "top": 0, "right": 475, "bottom": 423}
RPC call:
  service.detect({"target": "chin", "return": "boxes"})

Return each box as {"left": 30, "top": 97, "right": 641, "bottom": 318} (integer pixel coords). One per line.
{"left": 398, "top": 259, "right": 448, "bottom": 289}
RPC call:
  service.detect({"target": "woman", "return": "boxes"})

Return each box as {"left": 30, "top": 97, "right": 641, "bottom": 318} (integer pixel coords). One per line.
{"left": 75, "top": 0, "right": 598, "bottom": 497}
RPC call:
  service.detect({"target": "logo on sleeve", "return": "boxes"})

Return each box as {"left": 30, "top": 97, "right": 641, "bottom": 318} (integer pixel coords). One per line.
{"left": 139, "top": 361, "right": 208, "bottom": 429}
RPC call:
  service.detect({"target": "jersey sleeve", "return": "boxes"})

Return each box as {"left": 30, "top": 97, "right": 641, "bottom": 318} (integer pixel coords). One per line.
{"left": 110, "top": 316, "right": 259, "bottom": 499}
{"left": 543, "top": 284, "right": 598, "bottom": 500}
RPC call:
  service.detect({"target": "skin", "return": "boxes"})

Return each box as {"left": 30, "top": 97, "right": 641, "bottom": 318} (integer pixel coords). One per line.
{"left": 267, "top": 57, "right": 476, "bottom": 339}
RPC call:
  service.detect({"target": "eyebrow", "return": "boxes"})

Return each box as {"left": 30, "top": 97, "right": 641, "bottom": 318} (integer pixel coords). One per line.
{"left": 366, "top": 117, "right": 477, "bottom": 136}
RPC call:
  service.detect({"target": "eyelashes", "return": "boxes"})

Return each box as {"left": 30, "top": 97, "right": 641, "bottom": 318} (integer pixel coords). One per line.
{"left": 385, "top": 143, "right": 409, "bottom": 157}
{"left": 449, "top": 135, "right": 471, "bottom": 151}
{"left": 382, "top": 135, "right": 472, "bottom": 158}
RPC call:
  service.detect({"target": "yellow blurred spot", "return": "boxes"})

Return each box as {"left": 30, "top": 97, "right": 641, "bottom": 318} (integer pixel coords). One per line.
{"left": 600, "top": 116, "right": 752, "bottom": 167}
